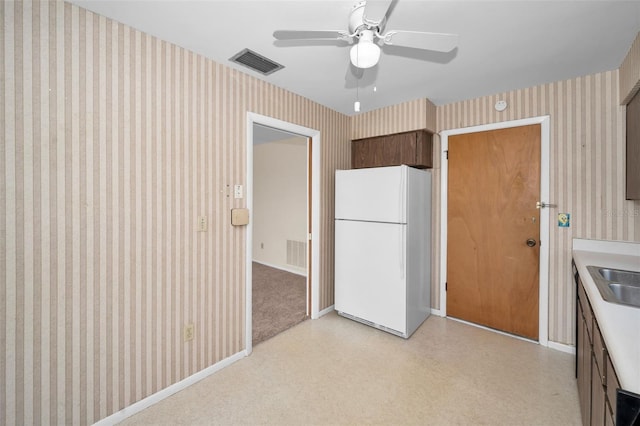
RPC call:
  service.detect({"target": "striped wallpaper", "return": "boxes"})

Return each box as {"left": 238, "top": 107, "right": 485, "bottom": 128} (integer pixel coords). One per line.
{"left": 1, "top": 1, "right": 349, "bottom": 425}
{"left": 350, "top": 98, "right": 436, "bottom": 139}
{"left": 436, "top": 71, "right": 640, "bottom": 345}
{"left": 3, "top": 1, "right": 639, "bottom": 424}
{"left": 348, "top": 69, "right": 640, "bottom": 345}
{"left": 620, "top": 32, "right": 640, "bottom": 104}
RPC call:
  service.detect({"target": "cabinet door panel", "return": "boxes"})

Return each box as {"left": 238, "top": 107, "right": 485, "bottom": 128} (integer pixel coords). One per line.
{"left": 605, "top": 407, "right": 615, "bottom": 426}
{"left": 577, "top": 309, "right": 589, "bottom": 425}
{"left": 592, "top": 354, "right": 606, "bottom": 426}
{"left": 415, "top": 130, "right": 432, "bottom": 167}
{"left": 626, "top": 89, "right": 640, "bottom": 199}
{"left": 351, "top": 130, "right": 432, "bottom": 169}
{"left": 352, "top": 134, "right": 415, "bottom": 168}
{"left": 606, "top": 355, "right": 620, "bottom": 421}
{"left": 593, "top": 323, "right": 606, "bottom": 385}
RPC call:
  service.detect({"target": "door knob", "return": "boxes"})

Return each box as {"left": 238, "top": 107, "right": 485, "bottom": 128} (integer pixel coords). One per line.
{"left": 526, "top": 238, "right": 537, "bottom": 247}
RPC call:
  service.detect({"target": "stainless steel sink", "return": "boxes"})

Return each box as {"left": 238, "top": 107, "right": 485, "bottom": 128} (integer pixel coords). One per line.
{"left": 587, "top": 266, "right": 640, "bottom": 308}
{"left": 598, "top": 268, "right": 640, "bottom": 286}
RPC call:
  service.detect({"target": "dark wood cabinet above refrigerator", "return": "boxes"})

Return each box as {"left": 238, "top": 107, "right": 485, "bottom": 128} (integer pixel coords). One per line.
{"left": 351, "top": 130, "right": 433, "bottom": 169}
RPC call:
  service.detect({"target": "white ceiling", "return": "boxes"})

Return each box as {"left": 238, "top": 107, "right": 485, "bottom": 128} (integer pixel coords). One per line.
{"left": 69, "top": 0, "right": 640, "bottom": 116}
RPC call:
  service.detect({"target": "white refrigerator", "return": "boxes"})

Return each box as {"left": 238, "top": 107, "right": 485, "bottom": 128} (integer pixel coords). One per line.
{"left": 334, "top": 165, "right": 431, "bottom": 338}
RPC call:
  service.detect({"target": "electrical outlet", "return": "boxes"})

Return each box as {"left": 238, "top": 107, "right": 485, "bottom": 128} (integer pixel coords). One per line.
{"left": 184, "top": 323, "right": 194, "bottom": 342}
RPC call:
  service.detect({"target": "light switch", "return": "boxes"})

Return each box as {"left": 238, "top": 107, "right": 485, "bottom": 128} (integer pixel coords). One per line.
{"left": 231, "top": 208, "right": 249, "bottom": 226}
{"left": 234, "top": 185, "right": 243, "bottom": 199}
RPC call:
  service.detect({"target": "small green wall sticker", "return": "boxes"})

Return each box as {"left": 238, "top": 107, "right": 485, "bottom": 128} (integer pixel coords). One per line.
{"left": 558, "top": 213, "right": 570, "bottom": 227}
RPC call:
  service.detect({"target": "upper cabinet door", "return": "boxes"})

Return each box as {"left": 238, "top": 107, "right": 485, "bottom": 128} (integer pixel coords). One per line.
{"left": 626, "top": 90, "right": 640, "bottom": 200}
{"left": 352, "top": 130, "right": 433, "bottom": 169}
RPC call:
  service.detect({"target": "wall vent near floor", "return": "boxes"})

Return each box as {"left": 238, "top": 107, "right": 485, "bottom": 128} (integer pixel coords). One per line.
{"left": 286, "top": 240, "right": 306, "bottom": 269}
{"left": 229, "top": 48, "right": 284, "bottom": 75}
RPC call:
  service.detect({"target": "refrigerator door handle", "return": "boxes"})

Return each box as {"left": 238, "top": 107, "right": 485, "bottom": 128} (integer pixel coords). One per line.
{"left": 400, "top": 225, "right": 405, "bottom": 279}
{"left": 399, "top": 166, "right": 406, "bottom": 222}
{"left": 399, "top": 167, "right": 406, "bottom": 278}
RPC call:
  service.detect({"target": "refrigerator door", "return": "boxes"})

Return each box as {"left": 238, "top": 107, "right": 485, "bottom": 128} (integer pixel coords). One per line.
{"left": 335, "top": 166, "right": 407, "bottom": 224}
{"left": 334, "top": 220, "right": 406, "bottom": 334}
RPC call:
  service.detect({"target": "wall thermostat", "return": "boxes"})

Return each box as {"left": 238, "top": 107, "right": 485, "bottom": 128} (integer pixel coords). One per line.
{"left": 231, "top": 208, "right": 249, "bottom": 226}
{"left": 494, "top": 100, "right": 507, "bottom": 111}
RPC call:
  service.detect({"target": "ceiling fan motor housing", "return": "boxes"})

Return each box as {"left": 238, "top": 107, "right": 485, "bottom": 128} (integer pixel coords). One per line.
{"left": 349, "top": 1, "right": 386, "bottom": 37}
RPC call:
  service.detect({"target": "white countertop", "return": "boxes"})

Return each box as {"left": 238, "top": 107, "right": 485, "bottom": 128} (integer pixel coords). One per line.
{"left": 572, "top": 238, "right": 640, "bottom": 395}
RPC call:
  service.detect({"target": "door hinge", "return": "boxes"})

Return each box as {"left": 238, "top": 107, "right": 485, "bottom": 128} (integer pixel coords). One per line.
{"left": 445, "top": 281, "right": 448, "bottom": 291}
{"left": 444, "top": 150, "right": 448, "bottom": 160}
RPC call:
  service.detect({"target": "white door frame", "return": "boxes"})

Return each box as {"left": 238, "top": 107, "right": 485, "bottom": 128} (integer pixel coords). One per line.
{"left": 439, "top": 116, "right": 550, "bottom": 347}
{"left": 245, "top": 112, "right": 321, "bottom": 355}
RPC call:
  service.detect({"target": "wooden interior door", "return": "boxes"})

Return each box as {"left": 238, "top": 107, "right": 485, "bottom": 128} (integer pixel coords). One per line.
{"left": 447, "top": 124, "right": 541, "bottom": 340}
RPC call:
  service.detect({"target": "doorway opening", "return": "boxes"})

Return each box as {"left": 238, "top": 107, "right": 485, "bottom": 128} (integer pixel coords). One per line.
{"left": 439, "top": 116, "right": 550, "bottom": 346}
{"left": 252, "top": 126, "right": 307, "bottom": 346}
{"left": 245, "top": 113, "right": 320, "bottom": 355}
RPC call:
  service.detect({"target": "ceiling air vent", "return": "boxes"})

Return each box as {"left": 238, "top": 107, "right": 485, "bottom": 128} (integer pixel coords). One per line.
{"left": 229, "top": 48, "right": 284, "bottom": 76}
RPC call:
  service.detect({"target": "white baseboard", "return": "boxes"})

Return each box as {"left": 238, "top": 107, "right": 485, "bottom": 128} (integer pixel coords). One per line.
{"left": 430, "top": 308, "right": 444, "bottom": 317}
{"left": 448, "top": 317, "right": 539, "bottom": 345}
{"left": 443, "top": 316, "right": 577, "bottom": 354}
{"left": 93, "top": 350, "right": 247, "bottom": 426}
{"left": 317, "top": 304, "right": 334, "bottom": 318}
{"left": 547, "top": 340, "right": 576, "bottom": 355}
{"left": 252, "top": 259, "right": 307, "bottom": 277}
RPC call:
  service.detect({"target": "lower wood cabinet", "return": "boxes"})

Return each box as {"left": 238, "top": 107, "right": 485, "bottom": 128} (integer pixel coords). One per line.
{"left": 574, "top": 261, "right": 630, "bottom": 426}
{"left": 351, "top": 129, "right": 433, "bottom": 169}
{"left": 577, "top": 289, "right": 592, "bottom": 424}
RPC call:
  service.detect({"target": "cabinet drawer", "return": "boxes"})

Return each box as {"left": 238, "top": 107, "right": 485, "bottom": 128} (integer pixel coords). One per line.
{"left": 580, "top": 296, "right": 593, "bottom": 345}
{"left": 578, "top": 282, "right": 593, "bottom": 343}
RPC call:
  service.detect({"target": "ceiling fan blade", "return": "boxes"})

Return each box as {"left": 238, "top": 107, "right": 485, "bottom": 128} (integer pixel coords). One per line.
{"left": 363, "top": 0, "right": 394, "bottom": 26}
{"left": 273, "top": 30, "right": 350, "bottom": 41}
{"left": 381, "top": 31, "right": 458, "bottom": 52}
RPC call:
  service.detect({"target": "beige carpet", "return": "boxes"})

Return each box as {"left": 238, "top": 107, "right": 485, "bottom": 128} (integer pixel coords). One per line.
{"left": 252, "top": 262, "right": 307, "bottom": 346}
{"left": 121, "top": 313, "right": 581, "bottom": 425}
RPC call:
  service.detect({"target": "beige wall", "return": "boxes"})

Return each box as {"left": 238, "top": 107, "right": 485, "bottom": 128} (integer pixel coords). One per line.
{"left": 3, "top": 1, "right": 639, "bottom": 424}
{"left": 436, "top": 71, "right": 640, "bottom": 345}
{"left": 253, "top": 138, "right": 307, "bottom": 273}
{"left": 350, "top": 98, "right": 437, "bottom": 139}
{"left": 349, "top": 67, "right": 639, "bottom": 347}
{"left": 1, "top": 1, "right": 349, "bottom": 424}
{"left": 620, "top": 32, "right": 640, "bottom": 104}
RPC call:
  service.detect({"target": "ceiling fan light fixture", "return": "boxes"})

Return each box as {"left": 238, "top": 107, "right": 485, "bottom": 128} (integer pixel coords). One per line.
{"left": 350, "top": 31, "right": 380, "bottom": 69}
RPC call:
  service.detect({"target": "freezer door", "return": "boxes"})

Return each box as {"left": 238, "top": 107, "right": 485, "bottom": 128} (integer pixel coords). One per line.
{"left": 335, "top": 166, "right": 406, "bottom": 223}
{"left": 334, "top": 220, "right": 407, "bottom": 333}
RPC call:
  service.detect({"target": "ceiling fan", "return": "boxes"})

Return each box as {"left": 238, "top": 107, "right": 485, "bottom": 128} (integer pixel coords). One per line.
{"left": 273, "top": 0, "right": 459, "bottom": 69}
